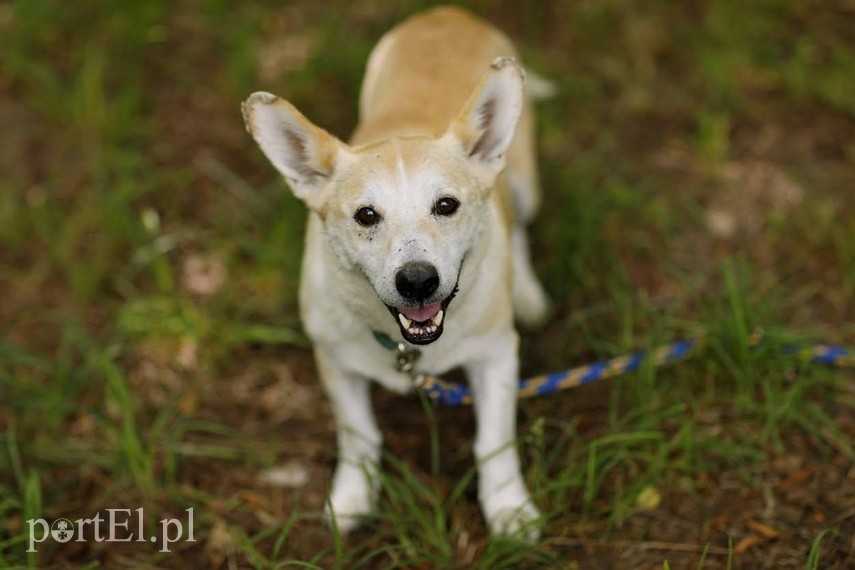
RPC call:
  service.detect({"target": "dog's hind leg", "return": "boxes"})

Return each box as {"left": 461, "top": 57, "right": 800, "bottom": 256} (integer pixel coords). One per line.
{"left": 505, "top": 164, "right": 549, "bottom": 327}
{"left": 510, "top": 224, "right": 550, "bottom": 328}
{"left": 316, "top": 349, "right": 382, "bottom": 534}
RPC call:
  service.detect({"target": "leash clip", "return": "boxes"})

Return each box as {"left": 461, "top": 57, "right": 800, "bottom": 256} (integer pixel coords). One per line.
{"left": 394, "top": 342, "right": 422, "bottom": 375}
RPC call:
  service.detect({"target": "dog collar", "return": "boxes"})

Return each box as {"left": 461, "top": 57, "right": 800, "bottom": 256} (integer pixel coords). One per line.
{"left": 372, "top": 330, "right": 422, "bottom": 374}
{"left": 372, "top": 330, "right": 399, "bottom": 350}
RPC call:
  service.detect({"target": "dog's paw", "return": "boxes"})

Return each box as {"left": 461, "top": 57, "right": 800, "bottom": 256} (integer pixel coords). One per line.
{"left": 481, "top": 483, "right": 542, "bottom": 543}
{"left": 325, "top": 468, "right": 376, "bottom": 535}
{"left": 486, "top": 500, "right": 542, "bottom": 543}
{"left": 325, "top": 490, "right": 373, "bottom": 535}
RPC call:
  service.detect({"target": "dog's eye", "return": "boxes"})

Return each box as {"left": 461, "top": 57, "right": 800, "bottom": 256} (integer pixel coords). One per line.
{"left": 354, "top": 206, "right": 381, "bottom": 227}
{"left": 433, "top": 197, "right": 460, "bottom": 217}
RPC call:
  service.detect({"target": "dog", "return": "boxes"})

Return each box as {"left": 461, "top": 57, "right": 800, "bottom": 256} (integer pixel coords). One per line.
{"left": 242, "top": 6, "right": 550, "bottom": 540}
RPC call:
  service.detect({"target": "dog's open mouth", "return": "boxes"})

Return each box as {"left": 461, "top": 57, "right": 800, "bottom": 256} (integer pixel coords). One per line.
{"left": 387, "top": 292, "right": 456, "bottom": 345}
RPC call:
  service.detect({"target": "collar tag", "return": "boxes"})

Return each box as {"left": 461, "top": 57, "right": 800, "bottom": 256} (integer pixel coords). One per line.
{"left": 372, "top": 330, "right": 422, "bottom": 375}
{"left": 394, "top": 343, "right": 421, "bottom": 374}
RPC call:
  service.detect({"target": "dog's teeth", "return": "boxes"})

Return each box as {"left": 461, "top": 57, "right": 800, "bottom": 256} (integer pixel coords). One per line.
{"left": 400, "top": 311, "right": 443, "bottom": 338}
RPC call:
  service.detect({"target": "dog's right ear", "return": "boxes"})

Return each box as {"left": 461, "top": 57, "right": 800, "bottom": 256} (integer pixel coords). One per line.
{"left": 242, "top": 92, "right": 350, "bottom": 209}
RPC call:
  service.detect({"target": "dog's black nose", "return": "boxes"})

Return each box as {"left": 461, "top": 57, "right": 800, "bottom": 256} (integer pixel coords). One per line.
{"left": 395, "top": 262, "right": 439, "bottom": 302}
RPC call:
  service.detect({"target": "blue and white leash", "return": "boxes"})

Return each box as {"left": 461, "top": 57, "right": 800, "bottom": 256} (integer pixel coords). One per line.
{"left": 373, "top": 331, "right": 855, "bottom": 406}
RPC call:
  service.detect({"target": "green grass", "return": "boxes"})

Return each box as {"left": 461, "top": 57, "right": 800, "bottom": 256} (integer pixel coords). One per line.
{"left": 1, "top": 0, "right": 854, "bottom": 567}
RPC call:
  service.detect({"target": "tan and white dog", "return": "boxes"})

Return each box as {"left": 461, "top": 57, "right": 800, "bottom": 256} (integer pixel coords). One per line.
{"left": 242, "top": 6, "right": 550, "bottom": 540}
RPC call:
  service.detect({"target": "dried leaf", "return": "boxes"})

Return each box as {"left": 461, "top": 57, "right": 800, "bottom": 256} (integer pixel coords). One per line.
{"left": 205, "top": 519, "right": 234, "bottom": 569}
{"left": 240, "top": 491, "right": 269, "bottom": 509}
{"left": 746, "top": 519, "right": 780, "bottom": 539}
{"left": 258, "top": 462, "right": 310, "bottom": 488}
{"left": 635, "top": 486, "right": 662, "bottom": 511}
{"left": 182, "top": 253, "right": 227, "bottom": 296}
{"left": 778, "top": 467, "right": 814, "bottom": 490}
{"left": 735, "top": 534, "right": 765, "bottom": 553}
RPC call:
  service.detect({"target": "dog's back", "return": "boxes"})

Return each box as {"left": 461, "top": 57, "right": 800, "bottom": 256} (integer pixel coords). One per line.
{"left": 355, "top": 7, "right": 518, "bottom": 143}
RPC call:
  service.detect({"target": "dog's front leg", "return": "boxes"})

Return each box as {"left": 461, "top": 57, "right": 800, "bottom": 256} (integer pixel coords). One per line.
{"left": 315, "top": 348, "right": 381, "bottom": 534}
{"left": 467, "top": 332, "right": 541, "bottom": 542}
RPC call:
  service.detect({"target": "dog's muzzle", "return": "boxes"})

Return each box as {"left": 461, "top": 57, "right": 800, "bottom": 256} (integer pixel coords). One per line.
{"left": 387, "top": 262, "right": 457, "bottom": 345}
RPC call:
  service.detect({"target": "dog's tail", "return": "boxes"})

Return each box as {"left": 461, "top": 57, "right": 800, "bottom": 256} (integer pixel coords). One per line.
{"left": 524, "top": 68, "right": 556, "bottom": 101}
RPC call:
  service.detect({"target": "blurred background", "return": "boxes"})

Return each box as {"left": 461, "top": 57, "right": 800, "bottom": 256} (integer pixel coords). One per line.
{"left": 1, "top": 0, "right": 854, "bottom": 567}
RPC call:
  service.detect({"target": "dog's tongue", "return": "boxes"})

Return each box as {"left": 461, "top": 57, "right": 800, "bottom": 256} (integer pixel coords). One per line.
{"left": 399, "top": 302, "right": 441, "bottom": 323}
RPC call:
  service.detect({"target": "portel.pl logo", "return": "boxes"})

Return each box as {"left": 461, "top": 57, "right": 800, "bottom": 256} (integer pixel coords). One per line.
{"left": 27, "top": 508, "right": 195, "bottom": 553}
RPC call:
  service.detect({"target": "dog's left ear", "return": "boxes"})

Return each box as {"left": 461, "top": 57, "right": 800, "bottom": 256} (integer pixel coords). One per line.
{"left": 445, "top": 57, "right": 524, "bottom": 180}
